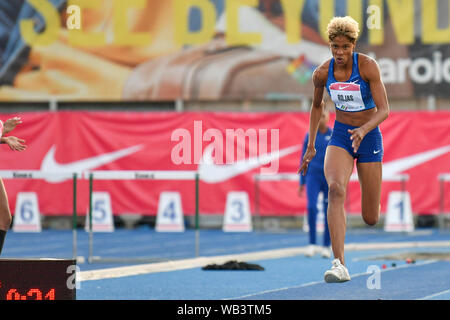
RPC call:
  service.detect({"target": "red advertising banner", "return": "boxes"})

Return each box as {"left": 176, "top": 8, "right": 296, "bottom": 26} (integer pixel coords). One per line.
{"left": 0, "top": 111, "right": 449, "bottom": 217}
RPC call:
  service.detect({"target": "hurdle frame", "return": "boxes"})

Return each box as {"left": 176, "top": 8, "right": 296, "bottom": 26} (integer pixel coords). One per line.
{"left": 0, "top": 169, "right": 201, "bottom": 264}
{"left": 8, "top": 169, "right": 445, "bottom": 260}
{"left": 84, "top": 170, "right": 200, "bottom": 263}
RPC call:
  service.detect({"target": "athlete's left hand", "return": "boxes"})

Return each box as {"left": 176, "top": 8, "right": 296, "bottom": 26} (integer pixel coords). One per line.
{"left": 348, "top": 127, "right": 366, "bottom": 153}
{"left": 2, "top": 136, "right": 27, "bottom": 151}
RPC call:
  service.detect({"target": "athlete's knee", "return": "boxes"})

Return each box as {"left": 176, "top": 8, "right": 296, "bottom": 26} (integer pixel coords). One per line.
{"left": 363, "top": 215, "right": 378, "bottom": 226}
{"left": 328, "top": 182, "right": 346, "bottom": 201}
{"left": 0, "top": 208, "right": 12, "bottom": 230}
{"left": 362, "top": 208, "right": 380, "bottom": 226}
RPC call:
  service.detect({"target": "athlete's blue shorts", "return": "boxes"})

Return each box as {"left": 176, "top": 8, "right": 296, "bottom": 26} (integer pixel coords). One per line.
{"left": 328, "top": 120, "right": 383, "bottom": 163}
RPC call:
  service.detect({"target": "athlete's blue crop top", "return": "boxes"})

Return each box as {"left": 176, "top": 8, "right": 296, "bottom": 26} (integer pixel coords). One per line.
{"left": 326, "top": 53, "right": 375, "bottom": 112}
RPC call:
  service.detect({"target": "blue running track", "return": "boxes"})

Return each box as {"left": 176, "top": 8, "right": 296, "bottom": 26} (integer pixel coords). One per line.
{"left": 2, "top": 227, "right": 450, "bottom": 300}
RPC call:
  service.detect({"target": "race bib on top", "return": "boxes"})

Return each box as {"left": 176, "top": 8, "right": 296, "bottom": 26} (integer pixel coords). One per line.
{"left": 329, "top": 82, "right": 365, "bottom": 112}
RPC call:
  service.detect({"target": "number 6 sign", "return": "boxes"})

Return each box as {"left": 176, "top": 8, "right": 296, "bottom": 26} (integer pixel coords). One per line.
{"left": 13, "top": 192, "right": 42, "bottom": 232}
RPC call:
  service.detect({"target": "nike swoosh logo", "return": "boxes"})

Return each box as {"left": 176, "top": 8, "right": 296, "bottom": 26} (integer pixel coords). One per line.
{"left": 339, "top": 85, "right": 350, "bottom": 90}
{"left": 382, "top": 145, "right": 450, "bottom": 178}
{"left": 351, "top": 145, "right": 450, "bottom": 180}
{"left": 198, "top": 144, "right": 300, "bottom": 183}
{"left": 373, "top": 150, "right": 381, "bottom": 154}
{"left": 41, "top": 144, "right": 144, "bottom": 183}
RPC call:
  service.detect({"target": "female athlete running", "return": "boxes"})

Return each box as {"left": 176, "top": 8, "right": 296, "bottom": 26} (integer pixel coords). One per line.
{"left": 299, "top": 16, "right": 389, "bottom": 283}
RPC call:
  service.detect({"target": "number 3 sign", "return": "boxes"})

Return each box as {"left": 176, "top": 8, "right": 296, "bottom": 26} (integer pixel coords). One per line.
{"left": 223, "top": 192, "right": 252, "bottom": 232}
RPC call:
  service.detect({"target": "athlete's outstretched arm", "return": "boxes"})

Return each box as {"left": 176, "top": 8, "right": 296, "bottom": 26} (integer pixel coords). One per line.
{"left": 299, "top": 66, "right": 327, "bottom": 176}
{"left": 1, "top": 117, "right": 26, "bottom": 151}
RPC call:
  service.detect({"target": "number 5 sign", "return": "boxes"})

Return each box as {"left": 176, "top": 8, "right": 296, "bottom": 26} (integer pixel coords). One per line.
{"left": 223, "top": 192, "right": 252, "bottom": 232}
{"left": 13, "top": 192, "right": 42, "bottom": 232}
{"left": 85, "top": 192, "right": 114, "bottom": 232}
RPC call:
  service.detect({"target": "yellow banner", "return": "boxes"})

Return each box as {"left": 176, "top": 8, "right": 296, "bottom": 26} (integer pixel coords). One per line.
{"left": 0, "top": 0, "right": 448, "bottom": 101}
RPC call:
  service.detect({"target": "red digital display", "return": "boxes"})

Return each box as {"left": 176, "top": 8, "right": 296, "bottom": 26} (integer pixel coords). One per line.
{"left": 5, "top": 288, "right": 55, "bottom": 300}
{"left": 0, "top": 259, "right": 76, "bottom": 300}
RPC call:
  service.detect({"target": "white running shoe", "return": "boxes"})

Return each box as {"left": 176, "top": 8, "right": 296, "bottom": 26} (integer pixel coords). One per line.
{"left": 324, "top": 259, "right": 351, "bottom": 283}
{"left": 304, "top": 245, "right": 316, "bottom": 257}
{"left": 321, "top": 246, "right": 332, "bottom": 259}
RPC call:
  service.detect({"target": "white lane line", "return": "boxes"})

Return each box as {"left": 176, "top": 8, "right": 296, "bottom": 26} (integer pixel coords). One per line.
{"left": 79, "top": 247, "right": 307, "bottom": 281}
{"left": 225, "top": 260, "right": 438, "bottom": 300}
{"left": 418, "top": 288, "right": 450, "bottom": 300}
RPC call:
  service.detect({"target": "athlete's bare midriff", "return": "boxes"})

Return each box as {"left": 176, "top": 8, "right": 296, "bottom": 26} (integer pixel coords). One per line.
{"left": 335, "top": 107, "right": 378, "bottom": 127}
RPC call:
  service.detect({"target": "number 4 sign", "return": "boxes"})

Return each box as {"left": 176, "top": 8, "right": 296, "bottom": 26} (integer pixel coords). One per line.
{"left": 13, "top": 192, "right": 42, "bottom": 232}
{"left": 156, "top": 192, "right": 185, "bottom": 232}
{"left": 223, "top": 192, "right": 252, "bottom": 232}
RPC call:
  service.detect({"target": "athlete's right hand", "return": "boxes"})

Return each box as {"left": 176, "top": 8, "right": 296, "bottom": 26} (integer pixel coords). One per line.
{"left": 298, "top": 146, "right": 316, "bottom": 176}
